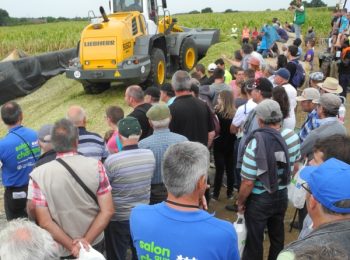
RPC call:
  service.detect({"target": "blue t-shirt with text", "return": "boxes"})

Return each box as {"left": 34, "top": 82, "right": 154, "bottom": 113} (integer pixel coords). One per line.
{"left": 0, "top": 126, "right": 40, "bottom": 187}
{"left": 130, "top": 202, "right": 240, "bottom": 260}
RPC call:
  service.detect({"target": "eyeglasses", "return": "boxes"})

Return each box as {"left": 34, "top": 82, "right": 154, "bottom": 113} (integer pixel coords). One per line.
{"left": 301, "top": 182, "right": 312, "bottom": 194}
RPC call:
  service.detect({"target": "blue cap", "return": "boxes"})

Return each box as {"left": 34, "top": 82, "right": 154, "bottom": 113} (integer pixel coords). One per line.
{"left": 275, "top": 68, "right": 291, "bottom": 81}
{"left": 300, "top": 158, "right": 350, "bottom": 214}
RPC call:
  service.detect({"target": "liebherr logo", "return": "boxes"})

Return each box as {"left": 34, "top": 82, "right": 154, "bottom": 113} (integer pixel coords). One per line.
{"left": 84, "top": 40, "right": 115, "bottom": 47}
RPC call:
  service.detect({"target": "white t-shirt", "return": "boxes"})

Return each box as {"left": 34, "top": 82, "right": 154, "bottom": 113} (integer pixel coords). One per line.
{"left": 232, "top": 98, "right": 257, "bottom": 127}
{"left": 282, "top": 83, "right": 297, "bottom": 130}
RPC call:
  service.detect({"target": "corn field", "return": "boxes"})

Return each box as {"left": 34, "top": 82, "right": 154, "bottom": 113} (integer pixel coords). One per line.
{"left": 0, "top": 8, "right": 332, "bottom": 59}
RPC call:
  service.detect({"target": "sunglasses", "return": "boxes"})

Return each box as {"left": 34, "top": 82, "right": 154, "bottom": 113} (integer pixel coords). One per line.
{"left": 301, "top": 182, "right": 312, "bottom": 195}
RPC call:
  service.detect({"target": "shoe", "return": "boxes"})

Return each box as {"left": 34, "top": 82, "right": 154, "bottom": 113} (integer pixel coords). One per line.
{"left": 227, "top": 194, "right": 234, "bottom": 200}
{"left": 225, "top": 204, "right": 238, "bottom": 212}
{"left": 290, "top": 221, "right": 299, "bottom": 229}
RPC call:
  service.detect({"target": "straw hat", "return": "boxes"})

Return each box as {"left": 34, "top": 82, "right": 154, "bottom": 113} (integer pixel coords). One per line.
{"left": 317, "top": 77, "right": 343, "bottom": 94}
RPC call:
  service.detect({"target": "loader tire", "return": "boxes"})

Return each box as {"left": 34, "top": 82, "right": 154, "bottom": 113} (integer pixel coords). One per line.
{"left": 82, "top": 82, "right": 110, "bottom": 94}
{"left": 146, "top": 48, "right": 166, "bottom": 88}
{"left": 179, "top": 37, "right": 198, "bottom": 71}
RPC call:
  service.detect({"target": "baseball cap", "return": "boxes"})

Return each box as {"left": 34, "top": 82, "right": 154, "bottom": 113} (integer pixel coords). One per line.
{"left": 118, "top": 117, "right": 141, "bottom": 138}
{"left": 309, "top": 71, "right": 324, "bottom": 82}
{"left": 296, "top": 88, "right": 320, "bottom": 102}
{"left": 300, "top": 158, "right": 350, "bottom": 214}
{"left": 275, "top": 68, "right": 291, "bottom": 81}
{"left": 207, "top": 63, "right": 217, "bottom": 72}
{"left": 317, "top": 77, "right": 343, "bottom": 94}
{"left": 38, "top": 124, "right": 53, "bottom": 143}
{"left": 160, "top": 83, "right": 175, "bottom": 97}
{"left": 255, "top": 99, "right": 283, "bottom": 123}
{"left": 144, "top": 87, "right": 160, "bottom": 99}
{"left": 312, "top": 93, "right": 341, "bottom": 112}
{"left": 146, "top": 104, "right": 171, "bottom": 121}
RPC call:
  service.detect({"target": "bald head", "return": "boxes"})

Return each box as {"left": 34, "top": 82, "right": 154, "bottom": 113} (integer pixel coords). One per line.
{"left": 66, "top": 105, "right": 86, "bottom": 127}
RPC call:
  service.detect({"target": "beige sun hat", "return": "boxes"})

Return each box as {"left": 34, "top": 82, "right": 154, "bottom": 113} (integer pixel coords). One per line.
{"left": 296, "top": 88, "right": 320, "bottom": 102}
{"left": 317, "top": 77, "right": 343, "bottom": 94}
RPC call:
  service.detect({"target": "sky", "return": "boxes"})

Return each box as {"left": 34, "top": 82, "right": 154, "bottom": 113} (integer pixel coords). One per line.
{"left": 0, "top": 0, "right": 339, "bottom": 18}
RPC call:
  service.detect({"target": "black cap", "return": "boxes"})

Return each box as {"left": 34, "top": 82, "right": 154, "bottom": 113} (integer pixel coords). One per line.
{"left": 160, "top": 83, "right": 175, "bottom": 97}
{"left": 144, "top": 87, "right": 160, "bottom": 99}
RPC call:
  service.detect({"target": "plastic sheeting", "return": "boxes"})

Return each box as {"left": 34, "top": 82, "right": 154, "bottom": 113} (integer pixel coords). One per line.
{"left": 0, "top": 48, "right": 77, "bottom": 105}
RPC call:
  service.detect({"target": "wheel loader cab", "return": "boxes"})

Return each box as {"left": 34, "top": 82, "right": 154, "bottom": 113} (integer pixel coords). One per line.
{"left": 111, "top": 0, "right": 158, "bottom": 34}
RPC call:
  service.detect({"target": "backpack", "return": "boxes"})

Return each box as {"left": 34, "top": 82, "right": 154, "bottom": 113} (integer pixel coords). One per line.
{"left": 291, "top": 60, "right": 305, "bottom": 88}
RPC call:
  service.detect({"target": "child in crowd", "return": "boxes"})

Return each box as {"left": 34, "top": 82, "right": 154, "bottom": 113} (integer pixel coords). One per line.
{"left": 242, "top": 25, "right": 250, "bottom": 44}
{"left": 293, "top": 38, "right": 303, "bottom": 60}
{"left": 304, "top": 40, "right": 315, "bottom": 72}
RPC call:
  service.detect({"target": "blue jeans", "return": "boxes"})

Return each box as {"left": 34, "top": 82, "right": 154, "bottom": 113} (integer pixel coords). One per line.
{"left": 294, "top": 24, "right": 301, "bottom": 39}
{"left": 105, "top": 220, "right": 137, "bottom": 260}
{"left": 242, "top": 189, "right": 288, "bottom": 260}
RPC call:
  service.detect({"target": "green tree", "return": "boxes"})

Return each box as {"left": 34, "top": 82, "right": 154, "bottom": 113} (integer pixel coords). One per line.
{"left": 0, "top": 8, "right": 10, "bottom": 26}
{"left": 189, "top": 10, "right": 200, "bottom": 14}
{"left": 224, "top": 9, "right": 234, "bottom": 13}
{"left": 201, "top": 7, "right": 213, "bottom": 13}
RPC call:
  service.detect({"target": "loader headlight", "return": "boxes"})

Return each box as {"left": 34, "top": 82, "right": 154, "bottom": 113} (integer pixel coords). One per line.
{"left": 74, "top": 71, "right": 81, "bottom": 79}
{"left": 141, "top": 66, "right": 145, "bottom": 74}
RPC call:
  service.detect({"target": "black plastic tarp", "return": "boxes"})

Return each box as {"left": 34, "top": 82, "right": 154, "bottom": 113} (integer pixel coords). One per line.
{"left": 0, "top": 48, "right": 77, "bottom": 105}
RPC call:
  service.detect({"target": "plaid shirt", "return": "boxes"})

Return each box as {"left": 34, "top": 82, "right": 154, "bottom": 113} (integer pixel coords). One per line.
{"left": 30, "top": 152, "right": 111, "bottom": 207}
{"left": 299, "top": 109, "right": 320, "bottom": 143}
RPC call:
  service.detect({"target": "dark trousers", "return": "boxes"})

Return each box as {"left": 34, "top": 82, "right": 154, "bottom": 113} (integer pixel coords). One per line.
{"left": 213, "top": 145, "right": 234, "bottom": 197}
{"left": 105, "top": 220, "right": 137, "bottom": 260}
{"left": 150, "top": 183, "right": 167, "bottom": 205}
{"left": 242, "top": 189, "right": 288, "bottom": 260}
{"left": 233, "top": 138, "right": 241, "bottom": 190}
{"left": 4, "top": 186, "right": 28, "bottom": 221}
{"left": 339, "top": 72, "right": 350, "bottom": 98}
{"left": 298, "top": 203, "right": 308, "bottom": 230}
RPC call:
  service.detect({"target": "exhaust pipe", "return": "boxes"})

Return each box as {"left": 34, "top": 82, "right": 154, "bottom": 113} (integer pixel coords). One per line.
{"left": 100, "top": 6, "right": 109, "bottom": 22}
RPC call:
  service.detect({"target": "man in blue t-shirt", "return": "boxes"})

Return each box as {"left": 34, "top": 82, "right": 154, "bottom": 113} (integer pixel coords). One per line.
{"left": 130, "top": 141, "right": 239, "bottom": 260}
{"left": 0, "top": 101, "right": 40, "bottom": 220}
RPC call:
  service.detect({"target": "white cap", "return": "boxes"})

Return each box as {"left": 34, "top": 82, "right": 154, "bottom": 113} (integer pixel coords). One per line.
{"left": 207, "top": 63, "right": 217, "bottom": 72}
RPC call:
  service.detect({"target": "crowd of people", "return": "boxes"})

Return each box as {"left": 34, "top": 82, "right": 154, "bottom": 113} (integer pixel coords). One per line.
{"left": 0, "top": 2, "right": 350, "bottom": 260}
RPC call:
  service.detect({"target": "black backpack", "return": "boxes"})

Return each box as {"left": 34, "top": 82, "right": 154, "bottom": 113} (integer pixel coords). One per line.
{"left": 291, "top": 60, "right": 305, "bottom": 88}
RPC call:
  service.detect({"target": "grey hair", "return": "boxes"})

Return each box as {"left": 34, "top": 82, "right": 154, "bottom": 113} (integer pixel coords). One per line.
{"left": 150, "top": 118, "right": 171, "bottom": 129}
{"left": 162, "top": 141, "right": 209, "bottom": 197}
{"left": 171, "top": 70, "right": 191, "bottom": 92}
{"left": 66, "top": 105, "right": 86, "bottom": 126}
{"left": 51, "top": 118, "right": 79, "bottom": 152}
{"left": 126, "top": 85, "right": 144, "bottom": 102}
{"left": 0, "top": 219, "right": 59, "bottom": 260}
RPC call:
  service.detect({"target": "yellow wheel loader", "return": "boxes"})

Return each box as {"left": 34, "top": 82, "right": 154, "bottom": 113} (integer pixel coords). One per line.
{"left": 66, "top": 0, "right": 220, "bottom": 94}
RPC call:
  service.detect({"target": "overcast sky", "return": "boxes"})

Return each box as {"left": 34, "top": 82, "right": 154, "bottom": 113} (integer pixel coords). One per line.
{"left": 0, "top": 0, "right": 338, "bottom": 18}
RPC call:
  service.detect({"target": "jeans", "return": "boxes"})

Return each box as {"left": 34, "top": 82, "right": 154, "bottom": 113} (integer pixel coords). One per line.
{"left": 105, "top": 220, "right": 137, "bottom": 260}
{"left": 339, "top": 72, "right": 350, "bottom": 98}
{"left": 294, "top": 24, "right": 302, "bottom": 39}
{"left": 4, "top": 186, "right": 28, "bottom": 221}
{"left": 242, "top": 189, "right": 288, "bottom": 260}
{"left": 213, "top": 143, "right": 234, "bottom": 198}
{"left": 233, "top": 138, "right": 241, "bottom": 190}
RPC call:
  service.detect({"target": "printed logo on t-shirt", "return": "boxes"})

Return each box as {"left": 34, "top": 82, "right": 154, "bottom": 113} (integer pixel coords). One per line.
{"left": 139, "top": 240, "right": 198, "bottom": 260}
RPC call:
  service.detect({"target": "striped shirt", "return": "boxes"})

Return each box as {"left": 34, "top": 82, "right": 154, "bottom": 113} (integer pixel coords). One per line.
{"left": 104, "top": 145, "right": 155, "bottom": 221}
{"left": 78, "top": 127, "right": 109, "bottom": 161}
{"left": 139, "top": 128, "right": 188, "bottom": 184}
{"left": 241, "top": 128, "right": 300, "bottom": 194}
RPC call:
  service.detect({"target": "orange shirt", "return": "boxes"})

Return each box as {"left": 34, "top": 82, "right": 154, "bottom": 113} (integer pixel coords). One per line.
{"left": 242, "top": 28, "right": 250, "bottom": 39}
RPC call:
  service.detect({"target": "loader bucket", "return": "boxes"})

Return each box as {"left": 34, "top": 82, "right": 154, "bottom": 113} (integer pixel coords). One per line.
{"left": 182, "top": 27, "right": 220, "bottom": 57}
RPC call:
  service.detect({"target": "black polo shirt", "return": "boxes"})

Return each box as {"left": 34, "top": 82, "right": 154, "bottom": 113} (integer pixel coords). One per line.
{"left": 128, "top": 103, "right": 153, "bottom": 140}
{"left": 169, "top": 95, "right": 214, "bottom": 146}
